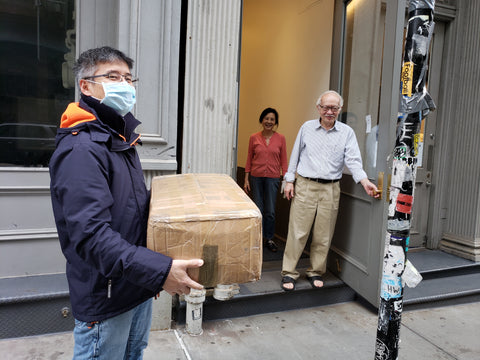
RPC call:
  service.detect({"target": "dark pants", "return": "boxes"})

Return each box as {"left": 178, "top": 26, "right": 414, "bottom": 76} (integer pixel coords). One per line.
{"left": 250, "top": 176, "right": 280, "bottom": 240}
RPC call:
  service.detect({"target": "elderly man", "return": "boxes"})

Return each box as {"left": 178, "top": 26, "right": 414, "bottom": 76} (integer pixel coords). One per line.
{"left": 281, "top": 90, "right": 379, "bottom": 291}
{"left": 50, "top": 46, "right": 203, "bottom": 359}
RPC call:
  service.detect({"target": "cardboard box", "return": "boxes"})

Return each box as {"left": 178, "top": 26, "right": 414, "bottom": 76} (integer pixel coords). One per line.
{"left": 147, "top": 173, "right": 262, "bottom": 288}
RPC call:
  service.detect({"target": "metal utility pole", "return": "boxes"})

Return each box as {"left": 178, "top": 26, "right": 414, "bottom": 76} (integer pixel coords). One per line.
{"left": 375, "top": 1, "right": 436, "bottom": 359}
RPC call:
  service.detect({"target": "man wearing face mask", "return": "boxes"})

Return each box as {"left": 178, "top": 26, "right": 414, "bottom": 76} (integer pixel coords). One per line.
{"left": 49, "top": 46, "right": 204, "bottom": 359}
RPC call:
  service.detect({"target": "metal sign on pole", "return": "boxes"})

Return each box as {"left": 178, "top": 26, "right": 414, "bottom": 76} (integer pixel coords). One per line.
{"left": 375, "top": 1, "right": 436, "bottom": 359}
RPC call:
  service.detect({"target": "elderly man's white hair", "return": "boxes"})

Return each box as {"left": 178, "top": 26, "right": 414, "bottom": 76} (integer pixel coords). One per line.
{"left": 316, "top": 90, "right": 344, "bottom": 107}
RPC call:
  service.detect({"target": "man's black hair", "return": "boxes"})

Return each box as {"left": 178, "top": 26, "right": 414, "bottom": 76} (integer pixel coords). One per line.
{"left": 73, "top": 46, "right": 134, "bottom": 85}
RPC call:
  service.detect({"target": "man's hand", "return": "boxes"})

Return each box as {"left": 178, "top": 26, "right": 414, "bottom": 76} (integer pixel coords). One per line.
{"left": 360, "top": 178, "right": 380, "bottom": 199}
{"left": 162, "top": 259, "right": 204, "bottom": 296}
{"left": 284, "top": 182, "right": 295, "bottom": 200}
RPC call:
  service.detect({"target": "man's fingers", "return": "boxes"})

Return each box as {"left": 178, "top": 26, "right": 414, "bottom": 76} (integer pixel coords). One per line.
{"left": 183, "top": 259, "right": 204, "bottom": 289}
{"left": 180, "top": 259, "right": 204, "bottom": 289}
{"left": 187, "top": 259, "right": 204, "bottom": 268}
{"left": 186, "top": 278, "right": 204, "bottom": 290}
{"left": 286, "top": 189, "right": 294, "bottom": 200}
{"left": 284, "top": 183, "right": 294, "bottom": 200}
{"left": 174, "top": 258, "right": 204, "bottom": 270}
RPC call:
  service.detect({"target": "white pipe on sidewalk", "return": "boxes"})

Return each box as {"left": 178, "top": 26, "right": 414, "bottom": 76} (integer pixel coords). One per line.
{"left": 184, "top": 288, "right": 207, "bottom": 336}
{"left": 213, "top": 283, "right": 240, "bottom": 301}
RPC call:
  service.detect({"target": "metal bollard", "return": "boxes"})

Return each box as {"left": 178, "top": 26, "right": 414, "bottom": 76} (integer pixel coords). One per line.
{"left": 184, "top": 288, "right": 206, "bottom": 336}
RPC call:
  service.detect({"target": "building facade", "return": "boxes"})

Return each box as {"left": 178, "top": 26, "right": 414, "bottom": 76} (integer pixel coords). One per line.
{"left": 0, "top": 0, "right": 478, "bottom": 331}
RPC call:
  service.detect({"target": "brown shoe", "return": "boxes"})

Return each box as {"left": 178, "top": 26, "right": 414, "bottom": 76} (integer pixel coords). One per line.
{"left": 265, "top": 239, "right": 278, "bottom": 252}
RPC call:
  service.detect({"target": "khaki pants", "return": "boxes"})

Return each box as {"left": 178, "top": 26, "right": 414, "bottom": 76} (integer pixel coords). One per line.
{"left": 281, "top": 176, "right": 340, "bottom": 279}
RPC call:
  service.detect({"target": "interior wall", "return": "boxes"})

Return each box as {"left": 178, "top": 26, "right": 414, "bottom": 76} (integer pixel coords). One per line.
{"left": 237, "top": 0, "right": 335, "bottom": 169}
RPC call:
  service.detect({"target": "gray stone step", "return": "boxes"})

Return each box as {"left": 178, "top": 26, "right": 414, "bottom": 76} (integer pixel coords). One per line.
{"left": 2, "top": 250, "right": 478, "bottom": 339}
{"left": 404, "top": 250, "right": 480, "bottom": 309}
{"left": 174, "top": 258, "right": 356, "bottom": 324}
{"left": 0, "top": 274, "right": 73, "bottom": 339}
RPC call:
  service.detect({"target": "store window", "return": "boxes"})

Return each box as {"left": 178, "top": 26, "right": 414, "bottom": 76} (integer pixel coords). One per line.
{"left": 341, "top": 0, "right": 386, "bottom": 179}
{"left": 0, "top": 1, "right": 75, "bottom": 167}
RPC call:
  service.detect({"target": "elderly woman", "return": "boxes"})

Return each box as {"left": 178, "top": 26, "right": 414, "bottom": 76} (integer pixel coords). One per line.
{"left": 244, "top": 107, "right": 288, "bottom": 252}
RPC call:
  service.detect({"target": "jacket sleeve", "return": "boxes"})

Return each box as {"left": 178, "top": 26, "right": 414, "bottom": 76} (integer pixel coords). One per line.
{"left": 50, "top": 138, "right": 172, "bottom": 294}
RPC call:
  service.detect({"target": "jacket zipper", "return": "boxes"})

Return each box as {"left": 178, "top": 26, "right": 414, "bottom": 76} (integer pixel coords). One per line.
{"left": 107, "top": 279, "right": 112, "bottom": 299}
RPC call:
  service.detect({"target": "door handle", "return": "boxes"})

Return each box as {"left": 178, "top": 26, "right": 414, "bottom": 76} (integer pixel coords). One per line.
{"left": 376, "top": 172, "right": 384, "bottom": 200}
{"left": 425, "top": 171, "right": 432, "bottom": 187}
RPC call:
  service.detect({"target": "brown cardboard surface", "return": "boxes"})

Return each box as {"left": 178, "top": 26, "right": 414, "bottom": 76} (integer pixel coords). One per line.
{"left": 147, "top": 173, "right": 262, "bottom": 288}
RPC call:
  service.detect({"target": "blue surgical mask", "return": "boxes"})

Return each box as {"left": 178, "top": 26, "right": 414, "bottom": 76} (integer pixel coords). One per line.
{"left": 100, "top": 81, "right": 136, "bottom": 116}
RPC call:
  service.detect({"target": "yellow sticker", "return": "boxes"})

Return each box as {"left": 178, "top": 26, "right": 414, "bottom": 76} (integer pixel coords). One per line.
{"left": 401, "top": 62, "right": 414, "bottom": 97}
{"left": 413, "top": 133, "right": 421, "bottom": 156}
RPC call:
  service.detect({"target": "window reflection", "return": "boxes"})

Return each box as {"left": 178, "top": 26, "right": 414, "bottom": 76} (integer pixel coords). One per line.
{"left": 0, "top": 1, "right": 75, "bottom": 167}
{"left": 342, "top": 0, "right": 386, "bottom": 179}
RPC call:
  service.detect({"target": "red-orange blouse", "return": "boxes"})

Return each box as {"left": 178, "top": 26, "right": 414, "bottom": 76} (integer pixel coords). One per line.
{"left": 245, "top": 131, "right": 288, "bottom": 178}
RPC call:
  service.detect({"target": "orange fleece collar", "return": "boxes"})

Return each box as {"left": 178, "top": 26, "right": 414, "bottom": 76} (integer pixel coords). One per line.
{"left": 60, "top": 102, "right": 97, "bottom": 128}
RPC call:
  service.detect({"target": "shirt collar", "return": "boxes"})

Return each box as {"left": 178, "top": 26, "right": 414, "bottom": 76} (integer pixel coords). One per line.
{"left": 317, "top": 118, "right": 338, "bottom": 132}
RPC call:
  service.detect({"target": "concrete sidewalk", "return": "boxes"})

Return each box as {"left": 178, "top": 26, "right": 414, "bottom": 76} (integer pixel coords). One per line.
{"left": 2, "top": 300, "right": 479, "bottom": 359}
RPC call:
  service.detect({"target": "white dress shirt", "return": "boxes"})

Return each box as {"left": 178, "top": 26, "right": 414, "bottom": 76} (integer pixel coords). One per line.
{"left": 284, "top": 119, "right": 367, "bottom": 183}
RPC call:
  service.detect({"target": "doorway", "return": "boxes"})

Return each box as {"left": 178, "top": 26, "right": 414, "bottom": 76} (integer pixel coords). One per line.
{"left": 409, "top": 21, "right": 445, "bottom": 249}
{"left": 237, "top": 0, "right": 336, "bottom": 179}
{"left": 236, "top": 0, "right": 337, "bottom": 252}
{"left": 237, "top": 0, "right": 455, "bottom": 307}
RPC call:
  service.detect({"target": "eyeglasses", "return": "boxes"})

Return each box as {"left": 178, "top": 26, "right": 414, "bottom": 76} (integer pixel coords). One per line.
{"left": 83, "top": 71, "right": 138, "bottom": 85}
{"left": 319, "top": 105, "right": 341, "bottom": 113}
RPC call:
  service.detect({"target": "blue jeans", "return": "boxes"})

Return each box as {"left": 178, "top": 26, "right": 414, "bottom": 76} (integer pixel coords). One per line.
{"left": 250, "top": 176, "right": 280, "bottom": 240}
{"left": 72, "top": 298, "right": 152, "bottom": 360}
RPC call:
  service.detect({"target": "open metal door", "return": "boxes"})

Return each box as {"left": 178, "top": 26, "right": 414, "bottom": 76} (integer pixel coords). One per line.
{"left": 328, "top": 0, "right": 406, "bottom": 307}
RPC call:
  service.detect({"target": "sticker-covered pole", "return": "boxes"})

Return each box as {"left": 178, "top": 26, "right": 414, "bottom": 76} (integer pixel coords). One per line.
{"left": 375, "top": 1, "right": 436, "bottom": 359}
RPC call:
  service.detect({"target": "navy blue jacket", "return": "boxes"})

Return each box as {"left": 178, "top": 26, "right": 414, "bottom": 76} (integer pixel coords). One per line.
{"left": 50, "top": 95, "right": 172, "bottom": 322}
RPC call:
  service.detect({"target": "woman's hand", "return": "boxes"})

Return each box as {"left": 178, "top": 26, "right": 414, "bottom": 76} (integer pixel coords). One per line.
{"left": 244, "top": 173, "right": 250, "bottom": 193}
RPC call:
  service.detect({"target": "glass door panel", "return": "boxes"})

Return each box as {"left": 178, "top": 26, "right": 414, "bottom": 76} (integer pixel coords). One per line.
{"left": 342, "top": 0, "right": 386, "bottom": 179}
{"left": 0, "top": 1, "right": 76, "bottom": 167}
